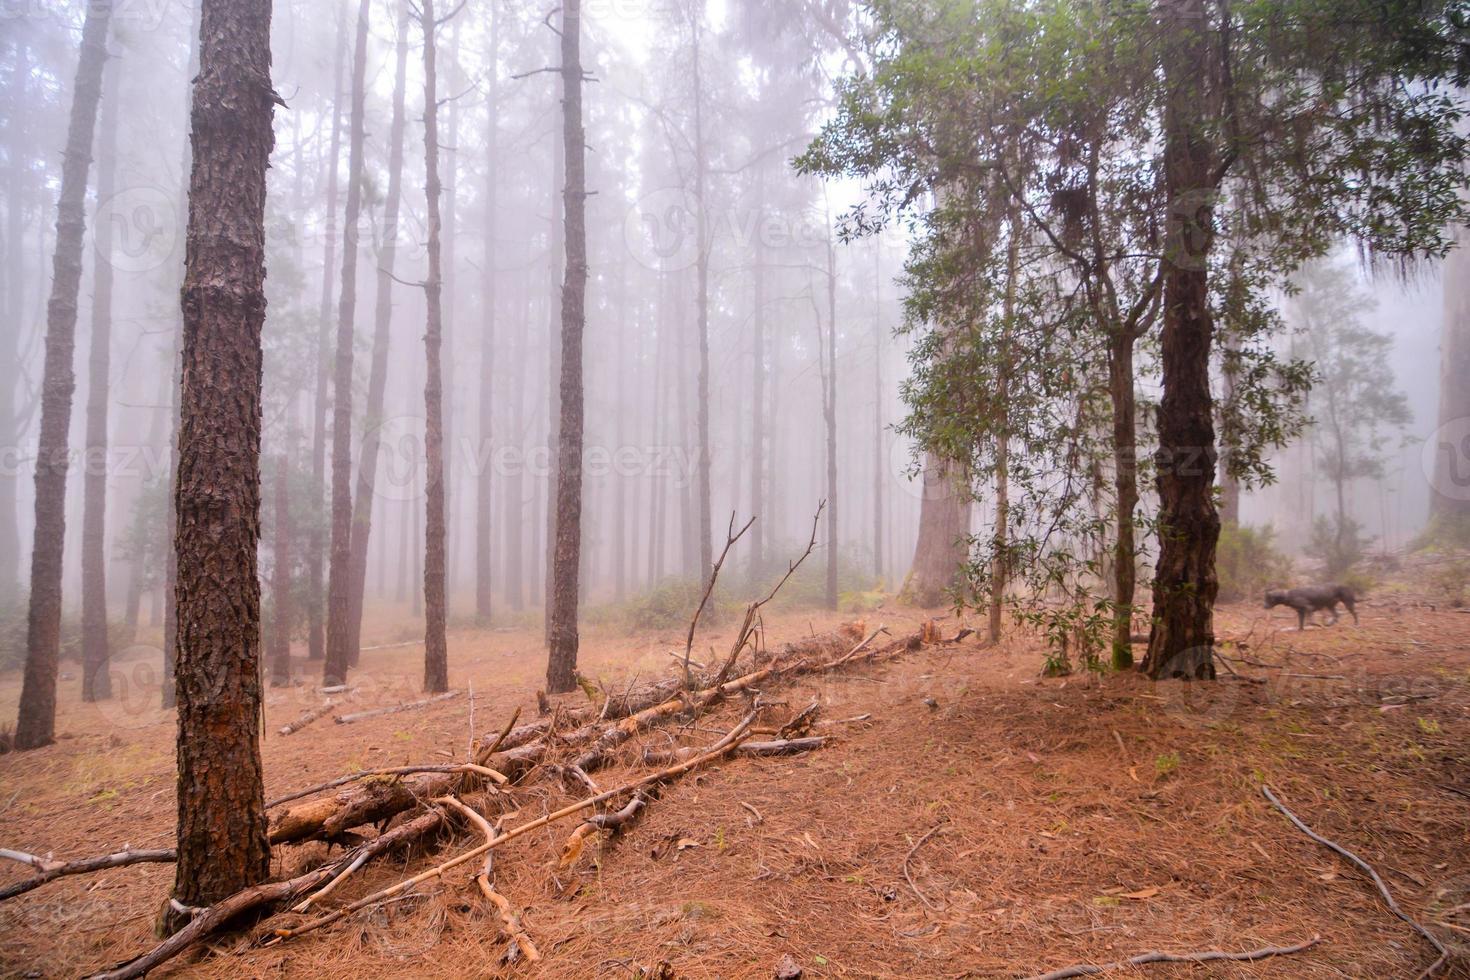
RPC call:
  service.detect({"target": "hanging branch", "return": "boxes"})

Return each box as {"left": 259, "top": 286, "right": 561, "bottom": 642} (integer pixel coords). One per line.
{"left": 1262, "top": 784, "right": 1449, "bottom": 978}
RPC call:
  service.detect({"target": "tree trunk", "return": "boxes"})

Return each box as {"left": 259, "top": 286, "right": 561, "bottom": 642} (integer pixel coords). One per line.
{"left": 1432, "top": 217, "right": 1470, "bottom": 521}
{"left": 346, "top": 0, "right": 410, "bottom": 665}
{"left": 168, "top": 0, "right": 275, "bottom": 923}
{"left": 546, "top": 0, "right": 587, "bottom": 695}
{"left": 823, "top": 224, "right": 839, "bottom": 610}
{"left": 1141, "top": 0, "right": 1220, "bottom": 682}
{"left": 421, "top": 0, "right": 450, "bottom": 694}
{"left": 691, "top": 17, "right": 714, "bottom": 582}
{"left": 872, "top": 242, "right": 885, "bottom": 584}
{"left": 442, "top": 18, "right": 462, "bottom": 615}
{"left": 475, "top": 3, "right": 500, "bottom": 623}
{"left": 81, "top": 54, "right": 120, "bottom": 704}
{"left": 905, "top": 454, "right": 970, "bottom": 608}
{"left": 989, "top": 216, "right": 1018, "bottom": 645}
{"left": 1109, "top": 325, "right": 1139, "bottom": 669}
{"left": 0, "top": 39, "right": 30, "bottom": 606}
{"left": 504, "top": 278, "right": 527, "bottom": 611}
{"left": 308, "top": 4, "right": 348, "bottom": 663}
{"left": 542, "top": 41, "right": 565, "bottom": 624}
{"left": 1218, "top": 350, "right": 1241, "bottom": 526}
{"left": 269, "top": 452, "right": 293, "bottom": 687}
{"left": 323, "top": 0, "right": 372, "bottom": 687}
{"left": 14, "top": 0, "right": 112, "bottom": 750}
{"left": 750, "top": 172, "right": 767, "bottom": 572}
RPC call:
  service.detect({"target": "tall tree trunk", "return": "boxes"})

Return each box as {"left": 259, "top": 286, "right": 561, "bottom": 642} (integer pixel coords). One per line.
{"left": 308, "top": 4, "right": 348, "bottom": 663}
{"left": 989, "top": 216, "right": 1018, "bottom": 645}
{"left": 546, "top": 0, "right": 587, "bottom": 694}
{"left": 542, "top": 36, "right": 565, "bottom": 623}
{"left": 163, "top": 0, "right": 203, "bottom": 706}
{"left": 690, "top": 15, "right": 714, "bottom": 581}
{"left": 323, "top": 0, "right": 372, "bottom": 687}
{"left": 872, "top": 242, "right": 885, "bottom": 584}
{"left": 750, "top": 173, "right": 767, "bottom": 572}
{"left": 906, "top": 454, "right": 971, "bottom": 608}
{"left": 1432, "top": 218, "right": 1470, "bottom": 521}
{"left": 1108, "top": 326, "right": 1139, "bottom": 668}
{"left": 421, "top": 0, "right": 450, "bottom": 694}
{"left": 613, "top": 256, "right": 628, "bottom": 602}
{"left": 14, "top": 0, "right": 113, "bottom": 750}
{"left": 346, "top": 0, "right": 410, "bottom": 665}
{"left": 81, "top": 53, "right": 120, "bottom": 704}
{"left": 269, "top": 451, "right": 293, "bottom": 687}
{"left": 823, "top": 224, "right": 839, "bottom": 610}
{"left": 168, "top": 0, "right": 274, "bottom": 924}
{"left": 442, "top": 18, "right": 461, "bottom": 614}
{"left": 1218, "top": 351, "right": 1241, "bottom": 526}
{"left": 504, "top": 276, "right": 527, "bottom": 611}
{"left": 475, "top": 3, "right": 500, "bottom": 623}
{"left": 0, "top": 39, "right": 29, "bottom": 606}
{"left": 1142, "top": 0, "right": 1220, "bottom": 682}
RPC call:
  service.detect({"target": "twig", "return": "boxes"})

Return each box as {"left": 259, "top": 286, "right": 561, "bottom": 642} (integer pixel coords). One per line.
{"left": 740, "top": 801, "right": 764, "bottom": 825}
{"left": 475, "top": 706, "right": 522, "bottom": 766}
{"left": 1262, "top": 785, "right": 1448, "bottom": 978}
{"left": 0, "top": 847, "right": 176, "bottom": 903}
{"left": 1023, "top": 935, "right": 1323, "bottom": 980}
{"left": 902, "top": 823, "right": 947, "bottom": 911}
{"left": 265, "top": 763, "right": 506, "bottom": 810}
{"left": 682, "top": 513, "right": 756, "bottom": 686}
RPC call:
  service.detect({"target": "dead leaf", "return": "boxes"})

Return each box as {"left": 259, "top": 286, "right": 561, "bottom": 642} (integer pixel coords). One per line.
{"left": 1121, "top": 887, "right": 1159, "bottom": 900}
{"left": 676, "top": 838, "right": 702, "bottom": 851}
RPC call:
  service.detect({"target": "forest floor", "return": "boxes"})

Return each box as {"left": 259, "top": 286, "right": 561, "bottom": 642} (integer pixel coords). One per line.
{"left": 0, "top": 592, "right": 1468, "bottom": 979}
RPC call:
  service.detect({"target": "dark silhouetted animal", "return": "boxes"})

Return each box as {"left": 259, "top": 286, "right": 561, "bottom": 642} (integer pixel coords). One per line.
{"left": 1263, "top": 585, "right": 1358, "bottom": 630}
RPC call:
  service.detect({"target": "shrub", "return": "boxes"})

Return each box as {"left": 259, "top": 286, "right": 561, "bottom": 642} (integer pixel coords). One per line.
{"left": 1216, "top": 523, "right": 1292, "bottom": 602}
{"left": 1427, "top": 560, "right": 1469, "bottom": 607}
{"left": 1305, "top": 514, "right": 1371, "bottom": 580}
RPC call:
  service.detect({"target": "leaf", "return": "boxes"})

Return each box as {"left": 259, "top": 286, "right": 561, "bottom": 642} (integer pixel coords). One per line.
{"left": 1120, "top": 887, "right": 1159, "bottom": 900}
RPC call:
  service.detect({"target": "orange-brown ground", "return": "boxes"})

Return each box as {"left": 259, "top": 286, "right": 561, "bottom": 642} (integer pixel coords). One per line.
{"left": 1, "top": 596, "right": 1467, "bottom": 979}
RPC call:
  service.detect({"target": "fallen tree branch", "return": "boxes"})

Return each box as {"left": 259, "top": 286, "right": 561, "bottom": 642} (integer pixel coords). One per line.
{"left": 902, "top": 823, "right": 947, "bottom": 911}
{"left": 639, "top": 737, "right": 826, "bottom": 766}
{"left": 558, "top": 793, "right": 647, "bottom": 869}
{"left": 1023, "top": 935, "right": 1323, "bottom": 980}
{"left": 84, "top": 809, "right": 447, "bottom": 980}
{"left": 436, "top": 797, "right": 542, "bottom": 963}
{"left": 1262, "top": 784, "right": 1448, "bottom": 978}
{"left": 266, "top": 763, "right": 506, "bottom": 810}
{"left": 278, "top": 701, "right": 336, "bottom": 736}
{"left": 0, "top": 847, "right": 176, "bottom": 902}
{"left": 271, "top": 711, "right": 762, "bottom": 943}
{"left": 334, "top": 690, "right": 461, "bottom": 725}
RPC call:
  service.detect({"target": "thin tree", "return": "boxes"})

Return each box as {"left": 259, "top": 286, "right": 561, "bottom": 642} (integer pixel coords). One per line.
{"left": 546, "top": 0, "right": 588, "bottom": 694}
{"left": 0, "top": 37, "right": 28, "bottom": 605}
{"left": 346, "top": 0, "right": 411, "bottom": 663}
{"left": 323, "top": 0, "right": 373, "bottom": 687}
{"left": 420, "top": 0, "right": 453, "bottom": 694}
{"left": 821, "top": 205, "right": 839, "bottom": 610}
{"left": 1432, "top": 219, "right": 1470, "bottom": 526}
{"left": 14, "top": 0, "right": 113, "bottom": 750}
{"left": 475, "top": 1, "right": 501, "bottom": 623}
{"left": 688, "top": 3, "right": 714, "bottom": 580}
{"left": 81, "top": 51, "right": 121, "bottom": 704}
{"left": 167, "top": 0, "right": 275, "bottom": 926}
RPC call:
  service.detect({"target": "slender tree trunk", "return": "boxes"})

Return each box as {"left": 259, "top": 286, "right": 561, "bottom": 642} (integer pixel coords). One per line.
{"left": 475, "top": 3, "right": 500, "bottom": 623}
{"left": 1142, "top": 0, "right": 1220, "bottom": 681}
{"left": 906, "top": 454, "right": 971, "bottom": 607}
{"left": 167, "top": 0, "right": 274, "bottom": 923}
{"left": 750, "top": 174, "right": 766, "bottom": 572}
{"left": 542, "top": 40, "right": 565, "bottom": 624}
{"left": 323, "top": 0, "right": 372, "bottom": 687}
{"left": 1108, "top": 327, "right": 1138, "bottom": 667}
{"left": 989, "top": 217, "right": 1018, "bottom": 645}
{"left": 823, "top": 224, "right": 839, "bottom": 610}
{"left": 1218, "top": 351, "right": 1241, "bottom": 526}
{"left": 690, "top": 16, "right": 714, "bottom": 581}
{"left": 123, "top": 369, "right": 169, "bottom": 637}
{"left": 1432, "top": 217, "right": 1470, "bottom": 521}
{"left": 308, "top": 5, "right": 348, "bottom": 663}
{"left": 872, "top": 241, "right": 885, "bottom": 584}
{"left": 269, "top": 452, "right": 293, "bottom": 687}
{"left": 546, "top": 0, "right": 587, "bottom": 694}
{"left": 0, "top": 40, "right": 30, "bottom": 606}
{"left": 504, "top": 277, "right": 527, "bottom": 611}
{"left": 345, "top": 0, "right": 410, "bottom": 665}
{"left": 613, "top": 257, "right": 628, "bottom": 601}
{"left": 14, "top": 0, "right": 112, "bottom": 750}
{"left": 442, "top": 18, "right": 461, "bottom": 614}
{"left": 421, "top": 0, "right": 450, "bottom": 693}
{"left": 81, "top": 54, "right": 120, "bottom": 703}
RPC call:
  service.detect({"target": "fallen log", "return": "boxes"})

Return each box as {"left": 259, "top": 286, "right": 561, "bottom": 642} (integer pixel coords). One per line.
{"left": 638, "top": 737, "right": 826, "bottom": 766}
{"left": 0, "top": 847, "right": 176, "bottom": 903}
{"left": 278, "top": 701, "right": 336, "bottom": 736}
{"left": 84, "top": 809, "right": 448, "bottom": 980}
{"left": 266, "top": 763, "right": 505, "bottom": 811}
{"left": 334, "top": 689, "right": 462, "bottom": 725}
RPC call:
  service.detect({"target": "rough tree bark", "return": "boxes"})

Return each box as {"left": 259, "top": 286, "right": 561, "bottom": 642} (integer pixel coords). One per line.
{"left": 546, "top": 0, "right": 588, "bottom": 694}
{"left": 1142, "top": 0, "right": 1220, "bottom": 681}
{"left": 475, "top": 2, "right": 501, "bottom": 623}
{"left": 323, "top": 0, "right": 372, "bottom": 687}
{"left": 269, "top": 450, "right": 293, "bottom": 687}
{"left": 906, "top": 453, "right": 971, "bottom": 608}
{"left": 421, "top": 0, "right": 450, "bottom": 694}
{"left": 14, "top": 0, "right": 113, "bottom": 750}
{"left": 81, "top": 53, "right": 120, "bottom": 704}
{"left": 345, "top": 0, "right": 410, "bottom": 664}
{"left": 307, "top": 3, "right": 347, "bottom": 663}
{"left": 168, "top": 0, "right": 275, "bottom": 923}
{"left": 542, "top": 36, "right": 565, "bottom": 622}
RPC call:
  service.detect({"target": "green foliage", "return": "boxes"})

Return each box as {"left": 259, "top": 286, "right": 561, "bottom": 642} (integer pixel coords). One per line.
{"left": 1426, "top": 560, "right": 1469, "bottom": 607}
{"left": 1306, "top": 515, "right": 1373, "bottom": 581}
{"left": 621, "top": 577, "right": 725, "bottom": 632}
{"left": 1216, "top": 523, "right": 1292, "bottom": 602}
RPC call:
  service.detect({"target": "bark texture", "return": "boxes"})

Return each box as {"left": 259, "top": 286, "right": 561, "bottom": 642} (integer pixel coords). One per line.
{"left": 269, "top": 452, "right": 293, "bottom": 687}
{"left": 323, "top": 0, "right": 372, "bottom": 687}
{"left": 905, "top": 453, "right": 971, "bottom": 608}
{"left": 1142, "top": 0, "right": 1220, "bottom": 681}
{"left": 15, "top": 0, "right": 113, "bottom": 750}
{"left": 346, "top": 0, "right": 410, "bottom": 663}
{"left": 81, "top": 55, "right": 120, "bottom": 703}
{"left": 421, "top": 0, "right": 449, "bottom": 694}
{"left": 169, "top": 0, "right": 275, "bottom": 917}
{"left": 546, "top": 0, "right": 588, "bottom": 694}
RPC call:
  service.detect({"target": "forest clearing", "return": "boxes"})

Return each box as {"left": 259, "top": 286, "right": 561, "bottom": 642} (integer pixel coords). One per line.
{"left": 3, "top": 0, "right": 1470, "bottom": 976}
